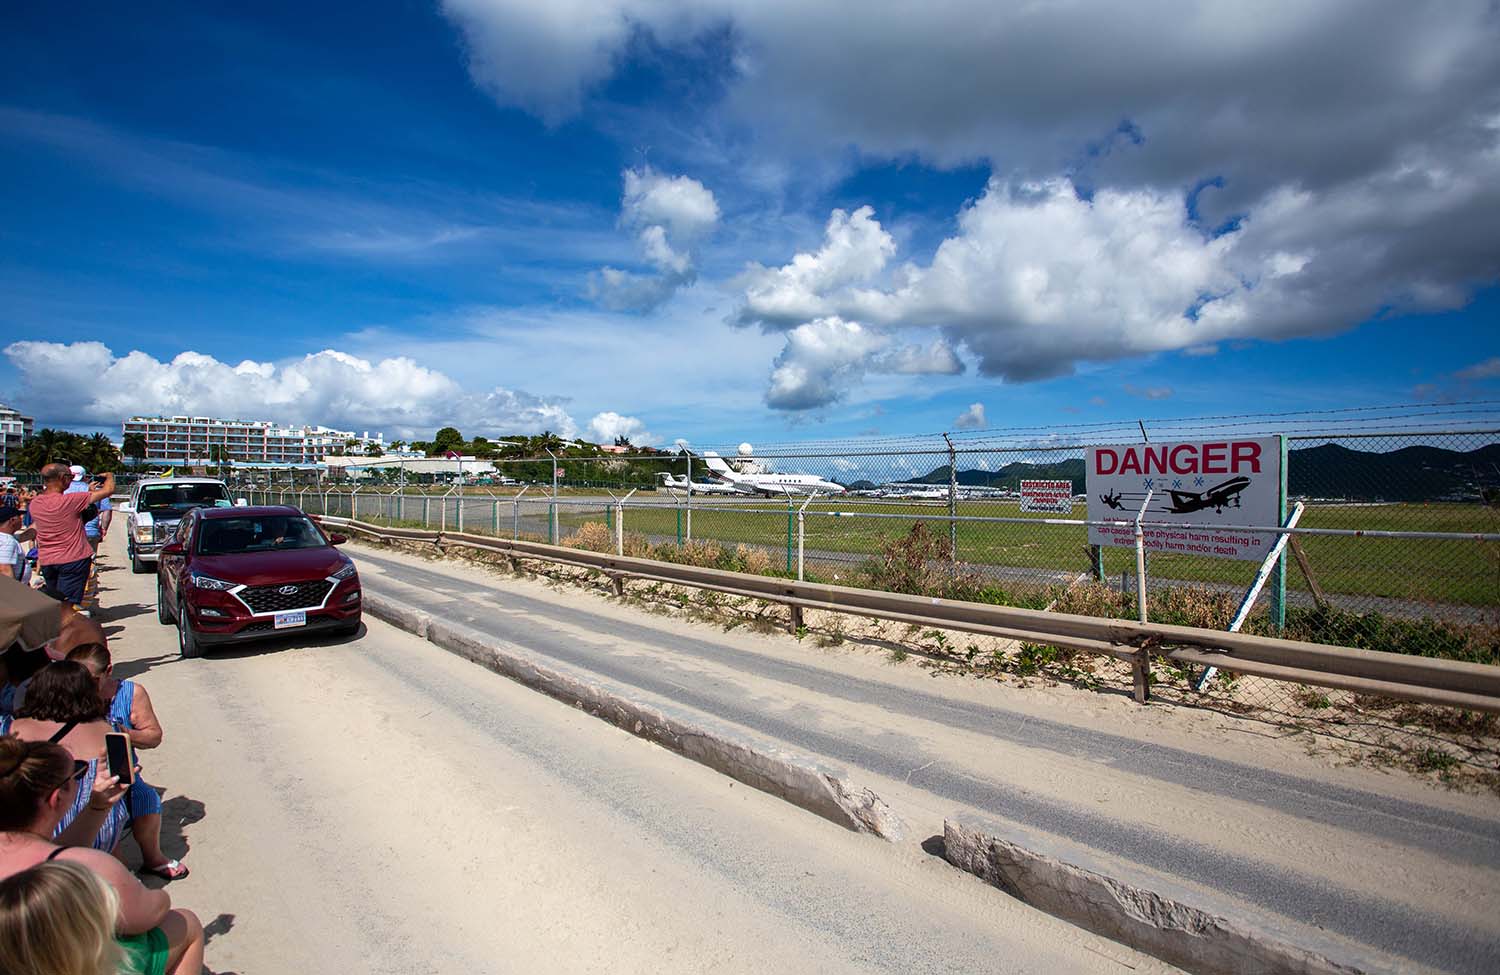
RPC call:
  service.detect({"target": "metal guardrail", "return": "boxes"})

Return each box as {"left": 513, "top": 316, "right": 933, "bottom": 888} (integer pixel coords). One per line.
{"left": 318, "top": 516, "right": 1500, "bottom": 715}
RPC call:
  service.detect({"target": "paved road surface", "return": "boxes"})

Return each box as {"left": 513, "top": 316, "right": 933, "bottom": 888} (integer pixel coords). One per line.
{"left": 93, "top": 533, "right": 1169, "bottom": 974}
{"left": 346, "top": 543, "right": 1500, "bottom": 974}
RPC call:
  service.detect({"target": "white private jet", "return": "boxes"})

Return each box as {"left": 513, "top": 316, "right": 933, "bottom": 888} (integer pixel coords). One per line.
{"left": 700, "top": 452, "right": 846, "bottom": 496}
{"left": 655, "top": 472, "right": 742, "bottom": 495}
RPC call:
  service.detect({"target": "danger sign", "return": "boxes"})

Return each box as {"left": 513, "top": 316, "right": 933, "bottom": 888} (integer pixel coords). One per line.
{"left": 1020, "top": 479, "right": 1073, "bottom": 513}
{"left": 1085, "top": 437, "right": 1283, "bottom": 561}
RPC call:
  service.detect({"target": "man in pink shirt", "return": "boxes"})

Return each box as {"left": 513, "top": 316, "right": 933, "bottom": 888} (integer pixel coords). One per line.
{"left": 27, "top": 463, "right": 114, "bottom": 608}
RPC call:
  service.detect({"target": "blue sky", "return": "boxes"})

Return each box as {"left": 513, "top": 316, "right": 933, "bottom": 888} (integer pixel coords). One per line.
{"left": 2, "top": 1, "right": 1497, "bottom": 448}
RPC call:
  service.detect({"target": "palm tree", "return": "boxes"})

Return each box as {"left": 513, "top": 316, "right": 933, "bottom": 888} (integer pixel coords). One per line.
{"left": 12, "top": 428, "right": 74, "bottom": 471}
{"left": 123, "top": 433, "right": 148, "bottom": 467}
{"left": 85, "top": 433, "right": 119, "bottom": 472}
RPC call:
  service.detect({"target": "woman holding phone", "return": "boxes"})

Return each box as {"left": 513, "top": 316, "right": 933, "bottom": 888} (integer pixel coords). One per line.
{"left": 6, "top": 663, "right": 187, "bottom": 880}
{"left": 0, "top": 736, "right": 204, "bottom": 975}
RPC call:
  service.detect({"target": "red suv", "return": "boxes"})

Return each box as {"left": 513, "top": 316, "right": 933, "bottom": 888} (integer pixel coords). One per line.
{"left": 156, "top": 505, "right": 362, "bottom": 657}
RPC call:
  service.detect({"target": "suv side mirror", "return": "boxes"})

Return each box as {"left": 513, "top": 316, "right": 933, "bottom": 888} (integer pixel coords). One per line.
{"left": 328, "top": 533, "right": 348, "bottom": 545}
{"left": 160, "top": 541, "right": 184, "bottom": 557}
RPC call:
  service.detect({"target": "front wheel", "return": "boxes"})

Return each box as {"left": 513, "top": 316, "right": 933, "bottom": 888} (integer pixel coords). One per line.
{"left": 130, "top": 545, "right": 148, "bottom": 574}
{"left": 178, "top": 611, "right": 203, "bottom": 659}
{"left": 156, "top": 578, "right": 174, "bottom": 624}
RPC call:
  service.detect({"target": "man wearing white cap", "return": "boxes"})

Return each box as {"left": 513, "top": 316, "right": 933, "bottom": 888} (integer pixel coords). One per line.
{"left": 65, "top": 466, "right": 113, "bottom": 601}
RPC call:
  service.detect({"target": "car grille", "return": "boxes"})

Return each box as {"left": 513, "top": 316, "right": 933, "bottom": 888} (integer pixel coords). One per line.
{"left": 238, "top": 580, "right": 333, "bottom": 614}
{"left": 154, "top": 521, "right": 179, "bottom": 543}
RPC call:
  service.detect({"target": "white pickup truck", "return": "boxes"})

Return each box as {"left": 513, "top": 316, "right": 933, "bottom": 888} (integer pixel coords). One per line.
{"left": 122, "top": 477, "right": 245, "bottom": 573}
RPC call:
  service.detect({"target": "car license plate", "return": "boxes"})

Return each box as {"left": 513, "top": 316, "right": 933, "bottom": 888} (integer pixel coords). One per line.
{"left": 274, "top": 610, "right": 307, "bottom": 630}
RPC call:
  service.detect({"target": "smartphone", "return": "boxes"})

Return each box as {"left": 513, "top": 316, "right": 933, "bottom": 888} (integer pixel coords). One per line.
{"left": 104, "top": 732, "right": 135, "bottom": 785}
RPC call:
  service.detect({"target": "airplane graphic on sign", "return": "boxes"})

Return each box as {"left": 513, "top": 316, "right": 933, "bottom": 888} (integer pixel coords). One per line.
{"left": 1165, "top": 476, "right": 1252, "bottom": 514}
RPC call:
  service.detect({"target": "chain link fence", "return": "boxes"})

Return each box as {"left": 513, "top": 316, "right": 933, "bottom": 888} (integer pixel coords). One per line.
{"left": 224, "top": 418, "right": 1499, "bottom": 779}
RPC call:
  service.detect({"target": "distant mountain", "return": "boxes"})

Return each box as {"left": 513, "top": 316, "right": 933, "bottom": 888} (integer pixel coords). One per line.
{"left": 1287, "top": 442, "right": 1500, "bottom": 502}
{"left": 909, "top": 442, "right": 1498, "bottom": 502}
{"left": 915, "top": 459, "right": 1087, "bottom": 493}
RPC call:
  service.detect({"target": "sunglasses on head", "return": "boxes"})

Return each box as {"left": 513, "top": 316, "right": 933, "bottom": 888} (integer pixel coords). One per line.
{"left": 70, "top": 760, "right": 88, "bottom": 783}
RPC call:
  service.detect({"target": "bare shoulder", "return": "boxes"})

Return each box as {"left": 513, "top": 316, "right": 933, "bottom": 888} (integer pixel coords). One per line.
{"left": 55, "top": 844, "right": 134, "bottom": 881}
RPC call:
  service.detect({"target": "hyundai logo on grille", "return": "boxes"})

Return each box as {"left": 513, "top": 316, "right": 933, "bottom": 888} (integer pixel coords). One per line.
{"left": 277, "top": 585, "right": 299, "bottom": 595}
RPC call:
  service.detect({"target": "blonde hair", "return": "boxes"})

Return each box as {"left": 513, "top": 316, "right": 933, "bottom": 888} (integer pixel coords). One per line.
{"left": 0, "top": 860, "right": 121, "bottom": 975}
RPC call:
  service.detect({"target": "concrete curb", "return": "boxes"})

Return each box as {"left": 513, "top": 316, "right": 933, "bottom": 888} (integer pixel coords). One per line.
{"left": 943, "top": 816, "right": 1378, "bottom": 975}
{"left": 362, "top": 591, "right": 903, "bottom": 841}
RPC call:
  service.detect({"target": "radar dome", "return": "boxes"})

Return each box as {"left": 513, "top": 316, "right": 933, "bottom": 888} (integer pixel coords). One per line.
{"left": 737, "top": 442, "right": 754, "bottom": 457}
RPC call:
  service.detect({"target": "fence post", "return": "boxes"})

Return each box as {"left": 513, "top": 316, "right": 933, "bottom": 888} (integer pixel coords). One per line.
{"left": 616, "top": 488, "right": 635, "bottom": 556}
{"left": 1133, "top": 489, "right": 1154, "bottom": 624}
{"left": 350, "top": 488, "right": 358, "bottom": 521}
{"left": 796, "top": 492, "right": 819, "bottom": 582}
{"left": 797, "top": 509, "right": 805, "bottom": 581}
{"left": 422, "top": 495, "right": 429, "bottom": 528}
{"left": 786, "top": 501, "right": 794, "bottom": 573}
{"left": 943, "top": 433, "right": 957, "bottom": 576}
{"left": 492, "top": 499, "right": 499, "bottom": 535}
{"left": 1270, "top": 434, "right": 1289, "bottom": 633}
{"left": 549, "top": 502, "right": 557, "bottom": 544}
{"left": 675, "top": 507, "right": 682, "bottom": 547}
{"left": 457, "top": 491, "right": 464, "bottom": 533}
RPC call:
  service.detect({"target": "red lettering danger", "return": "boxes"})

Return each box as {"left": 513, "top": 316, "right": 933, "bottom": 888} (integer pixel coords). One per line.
{"left": 1093, "top": 441, "right": 1262, "bottom": 476}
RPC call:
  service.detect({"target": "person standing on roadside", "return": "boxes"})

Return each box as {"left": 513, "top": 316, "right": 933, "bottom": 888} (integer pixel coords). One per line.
{"left": 68, "top": 470, "right": 112, "bottom": 602}
{"left": 0, "top": 506, "right": 24, "bottom": 581}
{"left": 26, "top": 464, "right": 114, "bottom": 610}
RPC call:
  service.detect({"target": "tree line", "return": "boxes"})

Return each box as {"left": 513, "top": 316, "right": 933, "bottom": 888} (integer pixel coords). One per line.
{"left": 8, "top": 429, "right": 122, "bottom": 474}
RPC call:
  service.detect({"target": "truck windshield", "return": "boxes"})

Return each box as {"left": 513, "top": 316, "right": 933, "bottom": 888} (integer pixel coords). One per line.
{"left": 138, "top": 483, "right": 230, "bottom": 513}
{"left": 197, "top": 516, "right": 327, "bottom": 556}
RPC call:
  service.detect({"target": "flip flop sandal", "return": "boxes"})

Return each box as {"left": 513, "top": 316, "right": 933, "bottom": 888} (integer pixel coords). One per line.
{"left": 141, "top": 860, "right": 189, "bottom": 881}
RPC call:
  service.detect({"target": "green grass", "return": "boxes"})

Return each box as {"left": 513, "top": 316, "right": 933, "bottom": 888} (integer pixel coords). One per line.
{"left": 570, "top": 499, "right": 1497, "bottom": 608}
{"left": 293, "top": 487, "right": 1497, "bottom": 608}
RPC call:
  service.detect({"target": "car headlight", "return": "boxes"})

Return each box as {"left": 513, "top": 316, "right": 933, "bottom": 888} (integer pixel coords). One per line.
{"left": 133, "top": 524, "right": 154, "bottom": 542}
{"left": 329, "top": 562, "right": 357, "bottom": 582}
{"left": 188, "top": 572, "right": 237, "bottom": 591}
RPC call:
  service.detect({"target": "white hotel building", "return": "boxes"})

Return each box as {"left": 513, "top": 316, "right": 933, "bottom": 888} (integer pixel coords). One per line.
{"left": 0, "top": 403, "right": 35, "bottom": 473}
{"left": 122, "top": 415, "right": 384, "bottom": 465}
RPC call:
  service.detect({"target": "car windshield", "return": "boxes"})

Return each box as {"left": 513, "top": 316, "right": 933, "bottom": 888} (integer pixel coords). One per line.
{"left": 196, "top": 516, "right": 327, "bottom": 556}
{"left": 138, "top": 483, "right": 230, "bottom": 513}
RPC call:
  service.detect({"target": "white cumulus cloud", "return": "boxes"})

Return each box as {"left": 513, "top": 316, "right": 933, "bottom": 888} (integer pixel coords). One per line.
{"left": 953, "top": 402, "right": 987, "bottom": 430}
{"left": 587, "top": 411, "right": 656, "bottom": 445}
{"left": 4, "top": 341, "right": 578, "bottom": 440}
{"left": 592, "top": 167, "right": 720, "bottom": 311}
{"left": 738, "top": 169, "right": 1500, "bottom": 392}
{"left": 763, "top": 317, "right": 961, "bottom": 410}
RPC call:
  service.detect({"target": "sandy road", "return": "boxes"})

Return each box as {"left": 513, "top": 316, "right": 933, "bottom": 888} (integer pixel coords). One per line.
{"left": 90, "top": 532, "right": 1172, "bottom": 974}
{"left": 340, "top": 541, "right": 1500, "bottom": 974}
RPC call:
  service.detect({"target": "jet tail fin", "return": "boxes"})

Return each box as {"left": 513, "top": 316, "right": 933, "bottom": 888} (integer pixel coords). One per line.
{"left": 700, "top": 452, "right": 735, "bottom": 476}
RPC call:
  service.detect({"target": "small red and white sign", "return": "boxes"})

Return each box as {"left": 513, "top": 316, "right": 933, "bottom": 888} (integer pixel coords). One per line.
{"left": 1020, "top": 479, "right": 1073, "bottom": 513}
{"left": 1085, "top": 437, "right": 1282, "bottom": 561}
